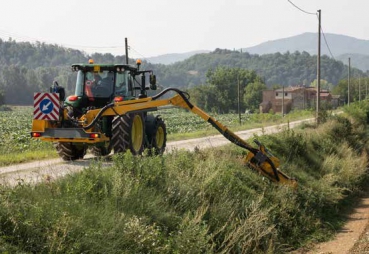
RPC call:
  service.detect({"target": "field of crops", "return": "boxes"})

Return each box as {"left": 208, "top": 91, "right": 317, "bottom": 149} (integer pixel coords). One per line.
{"left": 0, "top": 106, "right": 52, "bottom": 155}
{"left": 161, "top": 108, "right": 249, "bottom": 134}
{"left": 0, "top": 105, "right": 314, "bottom": 165}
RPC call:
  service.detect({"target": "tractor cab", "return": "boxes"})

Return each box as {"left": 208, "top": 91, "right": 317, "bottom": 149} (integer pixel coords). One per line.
{"left": 64, "top": 61, "right": 137, "bottom": 110}
{"left": 60, "top": 59, "right": 157, "bottom": 120}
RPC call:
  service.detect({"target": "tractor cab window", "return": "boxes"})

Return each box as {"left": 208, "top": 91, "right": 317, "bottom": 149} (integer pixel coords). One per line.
{"left": 84, "top": 70, "right": 114, "bottom": 99}
{"left": 75, "top": 70, "right": 84, "bottom": 96}
{"left": 115, "top": 71, "right": 130, "bottom": 96}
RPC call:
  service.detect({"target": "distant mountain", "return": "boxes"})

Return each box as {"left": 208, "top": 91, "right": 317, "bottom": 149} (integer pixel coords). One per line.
{"left": 146, "top": 33, "right": 369, "bottom": 71}
{"left": 242, "top": 32, "right": 369, "bottom": 56}
{"left": 242, "top": 32, "right": 369, "bottom": 71}
{"left": 146, "top": 50, "right": 210, "bottom": 65}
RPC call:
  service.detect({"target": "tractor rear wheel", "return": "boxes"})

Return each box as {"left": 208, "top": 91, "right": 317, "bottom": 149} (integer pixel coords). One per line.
{"left": 112, "top": 113, "right": 145, "bottom": 155}
{"left": 145, "top": 115, "right": 167, "bottom": 155}
{"left": 55, "top": 142, "right": 86, "bottom": 161}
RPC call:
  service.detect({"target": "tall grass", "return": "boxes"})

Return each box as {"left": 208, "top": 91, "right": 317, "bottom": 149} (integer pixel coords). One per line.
{"left": 0, "top": 103, "right": 368, "bottom": 253}
{"left": 1, "top": 101, "right": 369, "bottom": 253}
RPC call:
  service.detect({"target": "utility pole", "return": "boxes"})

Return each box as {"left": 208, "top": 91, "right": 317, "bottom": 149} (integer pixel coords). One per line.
{"left": 359, "top": 75, "right": 361, "bottom": 102}
{"left": 125, "top": 38, "right": 129, "bottom": 64}
{"left": 282, "top": 86, "right": 285, "bottom": 117}
{"left": 316, "top": 9, "right": 321, "bottom": 125}
{"left": 348, "top": 57, "right": 350, "bottom": 105}
{"left": 237, "top": 76, "right": 241, "bottom": 125}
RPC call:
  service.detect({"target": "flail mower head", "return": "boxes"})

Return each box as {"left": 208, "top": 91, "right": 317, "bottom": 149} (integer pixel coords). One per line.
{"left": 244, "top": 140, "right": 298, "bottom": 188}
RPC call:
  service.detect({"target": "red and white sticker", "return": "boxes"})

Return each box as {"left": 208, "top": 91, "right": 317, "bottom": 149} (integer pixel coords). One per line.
{"left": 33, "top": 93, "right": 60, "bottom": 120}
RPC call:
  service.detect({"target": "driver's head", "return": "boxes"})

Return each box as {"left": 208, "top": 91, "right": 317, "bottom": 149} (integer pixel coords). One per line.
{"left": 94, "top": 73, "right": 101, "bottom": 81}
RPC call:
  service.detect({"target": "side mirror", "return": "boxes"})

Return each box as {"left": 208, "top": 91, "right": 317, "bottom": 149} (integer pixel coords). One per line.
{"left": 50, "top": 81, "right": 65, "bottom": 101}
{"left": 150, "top": 74, "right": 157, "bottom": 90}
{"left": 128, "top": 79, "right": 133, "bottom": 91}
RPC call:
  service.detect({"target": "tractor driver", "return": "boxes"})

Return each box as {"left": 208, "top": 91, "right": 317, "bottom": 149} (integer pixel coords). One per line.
{"left": 92, "top": 73, "right": 102, "bottom": 86}
{"left": 85, "top": 72, "right": 102, "bottom": 100}
{"left": 85, "top": 72, "right": 101, "bottom": 87}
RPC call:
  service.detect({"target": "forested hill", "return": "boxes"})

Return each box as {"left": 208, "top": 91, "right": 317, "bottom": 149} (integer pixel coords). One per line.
{"left": 0, "top": 38, "right": 363, "bottom": 105}
{"left": 155, "top": 48, "right": 361, "bottom": 89}
{"left": 146, "top": 50, "right": 210, "bottom": 65}
{"left": 0, "top": 38, "right": 131, "bottom": 105}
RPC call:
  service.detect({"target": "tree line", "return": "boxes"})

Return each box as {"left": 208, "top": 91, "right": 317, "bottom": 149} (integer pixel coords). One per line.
{"left": 0, "top": 38, "right": 364, "bottom": 109}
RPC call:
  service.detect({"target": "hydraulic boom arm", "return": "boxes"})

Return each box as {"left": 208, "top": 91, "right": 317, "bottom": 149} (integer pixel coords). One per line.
{"left": 82, "top": 88, "right": 297, "bottom": 187}
{"left": 162, "top": 89, "right": 297, "bottom": 188}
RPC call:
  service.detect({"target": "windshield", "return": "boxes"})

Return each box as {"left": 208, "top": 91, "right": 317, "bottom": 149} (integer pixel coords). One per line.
{"left": 74, "top": 69, "right": 130, "bottom": 99}
{"left": 84, "top": 70, "right": 114, "bottom": 98}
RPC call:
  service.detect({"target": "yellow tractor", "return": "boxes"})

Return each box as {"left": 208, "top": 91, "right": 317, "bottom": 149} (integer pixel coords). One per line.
{"left": 31, "top": 59, "right": 297, "bottom": 188}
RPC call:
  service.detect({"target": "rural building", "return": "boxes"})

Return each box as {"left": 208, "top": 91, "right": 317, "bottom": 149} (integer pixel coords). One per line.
{"left": 260, "top": 86, "right": 336, "bottom": 114}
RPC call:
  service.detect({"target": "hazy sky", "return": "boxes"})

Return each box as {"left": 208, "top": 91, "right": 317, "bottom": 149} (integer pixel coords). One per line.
{"left": 0, "top": 0, "right": 367, "bottom": 58}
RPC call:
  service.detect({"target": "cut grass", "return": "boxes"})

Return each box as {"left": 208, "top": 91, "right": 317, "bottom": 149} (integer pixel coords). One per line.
{"left": 0, "top": 147, "right": 58, "bottom": 167}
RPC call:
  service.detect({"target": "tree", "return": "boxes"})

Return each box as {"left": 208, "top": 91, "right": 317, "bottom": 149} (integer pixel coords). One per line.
{"left": 1, "top": 65, "right": 31, "bottom": 104}
{"left": 204, "top": 67, "right": 261, "bottom": 113}
{"left": 243, "top": 81, "right": 267, "bottom": 112}
{"left": 188, "top": 67, "right": 264, "bottom": 113}
{"left": 310, "top": 79, "right": 334, "bottom": 91}
{"left": 0, "top": 89, "right": 4, "bottom": 105}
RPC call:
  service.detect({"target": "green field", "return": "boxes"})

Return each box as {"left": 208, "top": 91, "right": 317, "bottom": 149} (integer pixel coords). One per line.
{"left": 0, "top": 106, "right": 55, "bottom": 165}
{"left": 0, "top": 105, "right": 315, "bottom": 166}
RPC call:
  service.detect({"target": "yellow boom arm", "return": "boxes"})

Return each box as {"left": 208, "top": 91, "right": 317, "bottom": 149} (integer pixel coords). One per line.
{"left": 83, "top": 88, "right": 297, "bottom": 187}
{"left": 32, "top": 88, "right": 297, "bottom": 187}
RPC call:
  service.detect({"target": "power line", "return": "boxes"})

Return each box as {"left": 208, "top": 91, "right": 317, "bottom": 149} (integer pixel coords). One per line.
{"left": 287, "top": 0, "right": 316, "bottom": 15}
{"left": 128, "top": 43, "right": 159, "bottom": 64}
{"left": 128, "top": 45, "right": 148, "bottom": 60}
{"left": 287, "top": 1, "right": 335, "bottom": 60}
{"left": 0, "top": 29, "right": 125, "bottom": 52}
{"left": 319, "top": 25, "right": 335, "bottom": 60}
{"left": 0, "top": 28, "right": 156, "bottom": 59}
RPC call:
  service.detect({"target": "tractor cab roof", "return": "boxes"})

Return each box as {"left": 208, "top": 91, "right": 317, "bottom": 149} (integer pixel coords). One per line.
{"left": 71, "top": 64, "right": 138, "bottom": 73}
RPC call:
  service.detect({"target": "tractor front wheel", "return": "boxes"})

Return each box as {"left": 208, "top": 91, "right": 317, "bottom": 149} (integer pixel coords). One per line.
{"left": 90, "top": 141, "right": 111, "bottom": 156}
{"left": 145, "top": 115, "right": 167, "bottom": 155}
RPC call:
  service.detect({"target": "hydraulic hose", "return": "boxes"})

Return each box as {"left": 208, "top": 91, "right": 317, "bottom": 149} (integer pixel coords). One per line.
{"left": 82, "top": 102, "right": 115, "bottom": 130}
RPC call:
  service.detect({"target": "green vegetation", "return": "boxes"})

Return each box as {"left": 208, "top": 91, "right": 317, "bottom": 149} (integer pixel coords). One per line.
{"left": 188, "top": 67, "right": 266, "bottom": 113}
{"left": 1, "top": 35, "right": 368, "bottom": 253}
{"left": 0, "top": 106, "right": 54, "bottom": 166}
{"left": 0, "top": 38, "right": 365, "bottom": 107}
{"left": 0, "top": 106, "right": 314, "bottom": 166}
{"left": 158, "top": 49, "right": 363, "bottom": 91}
{"left": 0, "top": 101, "right": 368, "bottom": 253}
{"left": 164, "top": 107, "right": 314, "bottom": 141}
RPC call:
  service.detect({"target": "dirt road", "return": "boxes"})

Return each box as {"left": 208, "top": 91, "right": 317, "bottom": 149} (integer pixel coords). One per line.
{"left": 0, "top": 118, "right": 314, "bottom": 185}
{"left": 292, "top": 195, "right": 369, "bottom": 254}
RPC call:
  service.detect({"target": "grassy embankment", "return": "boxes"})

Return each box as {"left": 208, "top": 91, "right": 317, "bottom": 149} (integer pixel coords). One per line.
{"left": 0, "top": 102, "right": 368, "bottom": 253}
{"left": 0, "top": 105, "right": 314, "bottom": 166}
